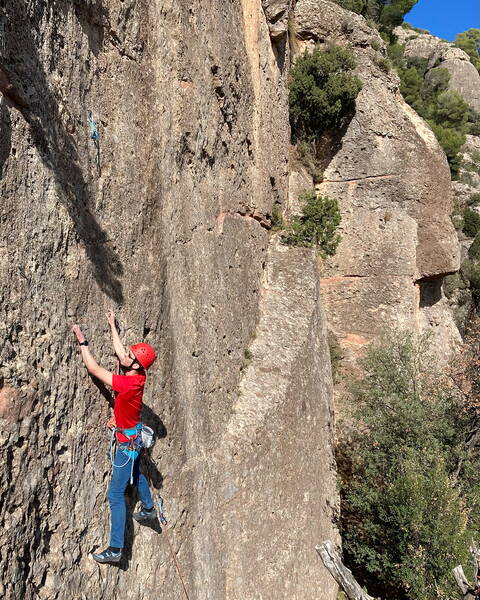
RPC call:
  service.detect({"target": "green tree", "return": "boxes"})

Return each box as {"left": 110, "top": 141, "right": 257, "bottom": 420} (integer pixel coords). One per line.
{"left": 423, "top": 66, "right": 450, "bottom": 97}
{"left": 469, "top": 232, "right": 480, "bottom": 260}
{"left": 463, "top": 207, "right": 480, "bottom": 238}
{"left": 432, "top": 89, "right": 469, "bottom": 129}
{"left": 455, "top": 29, "right": 480, "bottom": 72}
{"left": 282, "top": 191, "right": 341, "bottom": 257}
{"left": 387, "top": 42, "right": 405, "bottom": 67}
{"left": 428, "top": 122, "right": 466, "bottom": 176}
{"left": 461, "top": 259, "right": 480, "bottom": 298}
{"left": 332, "top": 0, "right": 419, "bottom": 32}
{"left": 378, "top": 0, "right": 419, "bottom": 32}
{"left": 399, "top": 66, "right": 423, "bottom": 108}
{"left": 340, "top": 335, "right": 476, "bottom": 600}
{"left": 289, "top": 44, "right": 362, "bottom": 143}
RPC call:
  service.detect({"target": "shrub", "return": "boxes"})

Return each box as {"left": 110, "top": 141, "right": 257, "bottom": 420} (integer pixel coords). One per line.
{"left": 454, "top": 29, "right": 480, "bottom": 73}
{"left": 328, "top": 331, "right": 344, "bottom": 382}
{"left": 374, "top": 56, "right": 391, "bottom": 72}
{"left": 423, "top": 66, "right": 450, "bottom": 96}
{"left": 468, "top": 109, "right": 480, "bottom": 135}
{"left": 391, "top": 49, "right": 473, "bottom": 175}
{"left": 270, "top": 205, "right": 284, "bottom": 231}
{"left": 469, "top": 193, "right": 480, "bottom": 206}
{"left": 469, "top": 232, "right": 480, "bottom": 260}
{"left": 340, "top": 334, "right": 476, "bottom": 600}
{"left": 376, "top": 1, "right": 419, "bottom": 33}
{"left": 459, "top": 172, "right": 476, "bottom": 186}
{"left": 387, "top": 42, "right": 405, "bottom": 67}
{"left": 399, "top": 66, "right": 423, "bottom": 108}
{"left": 402, "top": 22, "right": 430, "bottom": 34}
{"left": 282, "top": 191, "right": 341, "bottom": 257}
{"left": 289, "top": 44, "right": 362, "bottom": 144}
{"left": 463, "top": 207, "right": 480, "bottom": 238}
{"left": 443, "top": 272, "right": 467, "bottom": 297}
{"left": 428, "top": 122, "right": 466, "bottom": 177}
{"left": 461, "top": 259, "right": 480, "bottom": 297}
{"left": 296, "top": 141, "right": 324, "bottom": 183}
{"left": 432, "top": 89, "right": 469, "bottom": 129}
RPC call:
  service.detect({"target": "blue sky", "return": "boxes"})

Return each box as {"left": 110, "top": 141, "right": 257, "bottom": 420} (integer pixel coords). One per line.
{"left": 405, "top": 0, "right": 480, "bottom": 41}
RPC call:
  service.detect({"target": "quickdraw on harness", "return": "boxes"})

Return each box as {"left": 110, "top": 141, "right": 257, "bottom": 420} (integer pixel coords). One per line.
{"left": 155, "top": 492, "right": 168, "bottom": 526}
{"left": 87, "top": 110, "right": 100, "bottom": 170}
{"left": 88, "top": 110, "right": 99, "bottom": 141}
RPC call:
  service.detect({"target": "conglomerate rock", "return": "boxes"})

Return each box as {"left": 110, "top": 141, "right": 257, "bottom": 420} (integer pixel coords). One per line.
{"left": 0, "top": 1, "right": 338, "bottom": 599}
{"left": 293, "top": 0, "right": 461, "bottom": 362}
{"left": 394, "top": 25, "right": 480, "bottom": 113}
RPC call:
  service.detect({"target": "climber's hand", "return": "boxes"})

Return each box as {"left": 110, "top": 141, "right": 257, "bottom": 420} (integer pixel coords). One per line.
{"left": 72, "top": 324, "right": 86, "bottom": 344}
{"left": 106, "top": 310, "right": 116, "bottom": 327}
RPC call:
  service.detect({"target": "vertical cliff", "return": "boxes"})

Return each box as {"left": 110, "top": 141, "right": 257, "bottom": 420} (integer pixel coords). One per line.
{"left": 291, "top": 0, "right": 461, "bottom": 365}
{"left": 0, "top": 1, "right": 338, "bottom": 599}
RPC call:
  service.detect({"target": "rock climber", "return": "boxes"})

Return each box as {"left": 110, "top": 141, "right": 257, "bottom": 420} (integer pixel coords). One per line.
{"left": 72, "top": 311, "right": 157, "bottom": 564}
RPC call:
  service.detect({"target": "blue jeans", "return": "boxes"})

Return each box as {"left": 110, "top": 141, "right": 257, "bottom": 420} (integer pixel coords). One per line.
{"left": 107, "top": 448, "right": 153, "bottom": 548}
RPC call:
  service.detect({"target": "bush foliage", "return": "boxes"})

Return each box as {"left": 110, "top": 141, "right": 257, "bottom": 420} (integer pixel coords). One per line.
{"left": 463, "top": 207, "right": 480, "bottom": 238}
{"left": 455, "top": 29, "right": 480, "bottom": 73}
{"left": 388, "top": 47, "right": 473, "bottom": 176}
{"left": 282, "top": 191, "right": 341, "bottom": 257}
{"left": 461, "top": 259, "right": 480, "bottom": 297}
{"left": 289, "top": 44, "right": 362, "bottom": 143}
{"left": 333, "top": 0, "right": 419, "bottom": 33}
{"left": 340, "top": 334, "right": 480, "bottom": 600}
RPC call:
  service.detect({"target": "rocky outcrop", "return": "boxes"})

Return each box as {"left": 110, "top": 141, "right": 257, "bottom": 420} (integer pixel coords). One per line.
{"left": 395, "top": 26, "right": 480, "bottom": 113}
{"left": 262, "top": 0, "right": 293, "bottom": 40}
{"left": 0, "top": 1, "right": 337, "bottom": 599}
{"left": 293, "top": 0, "right": 461, "bottom": 362}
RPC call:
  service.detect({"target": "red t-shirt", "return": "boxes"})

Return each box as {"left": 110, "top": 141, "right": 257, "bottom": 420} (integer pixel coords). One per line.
{"left": 112, "top": 374, "right": 146, "bottom": 442}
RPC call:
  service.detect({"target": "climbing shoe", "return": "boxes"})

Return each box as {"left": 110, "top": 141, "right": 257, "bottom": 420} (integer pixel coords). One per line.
{"left": 133, "top": 505, "right": 157, "bottom": 522}
{"left": 92, "top": 547, "right": 122, "bottom": 564}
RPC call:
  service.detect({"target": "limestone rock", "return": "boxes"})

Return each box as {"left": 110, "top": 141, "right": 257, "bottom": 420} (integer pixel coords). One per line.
{"left": 395, "top": 26, "right": 480, "bottom": 112}
{"left": 0, "top": 1, "right": 337, "bottom": 599}
{"left": 262, "top": 0, "right": 293, "bottom": 40}
{"left": 295, "top": 0, "right": 460, "bottom": 360}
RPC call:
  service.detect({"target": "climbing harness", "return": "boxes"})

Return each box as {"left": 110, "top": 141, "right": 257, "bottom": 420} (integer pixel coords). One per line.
{"left": 109, "top": 422, "right": 154, "bottom": 484}
{"left": 87, "top": 110, "right": 101, "bottom": 171}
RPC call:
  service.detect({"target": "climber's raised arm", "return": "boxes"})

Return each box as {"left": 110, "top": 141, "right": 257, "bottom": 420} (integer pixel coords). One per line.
{"left": 72, "top": 324, "right": 113, "bottom": 387}
{"left": 106, "top": 310, "right": 129, "bottom": 362}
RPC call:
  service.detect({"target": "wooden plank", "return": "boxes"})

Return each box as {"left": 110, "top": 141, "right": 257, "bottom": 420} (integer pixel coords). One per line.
{"left": 316, "top": 541, "right": 374, "bottom": 600}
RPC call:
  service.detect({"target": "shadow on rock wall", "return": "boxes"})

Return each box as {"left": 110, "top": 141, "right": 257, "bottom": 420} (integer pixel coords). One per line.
{"left": 4, "top": 0, "right": 124, "bottom": 303}
{"left": 0, "top": 101, "right": 11, "bottom": 177}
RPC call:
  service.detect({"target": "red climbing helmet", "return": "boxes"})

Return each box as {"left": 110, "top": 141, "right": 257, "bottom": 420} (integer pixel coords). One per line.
{"left": 131, "top": 343, "right": 156, "bottom": 370}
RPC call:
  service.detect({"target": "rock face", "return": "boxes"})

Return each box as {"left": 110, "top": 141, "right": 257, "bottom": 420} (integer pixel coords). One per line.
{"left": 293, "top": 0, "right": 461, "bottom": 362}
{"left": 262, "top": 0, "right": 293, "bottom": 40}
{"left": 395, "top": 26, "right": 480, "bottom": 113}
{"left": 0, "top": 1, "right": 338, "bottom": 599}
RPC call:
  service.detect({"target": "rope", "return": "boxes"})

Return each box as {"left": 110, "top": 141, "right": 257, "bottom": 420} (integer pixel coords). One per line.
{"left": 155, "top": 492, "right": 191, "bottom": 600}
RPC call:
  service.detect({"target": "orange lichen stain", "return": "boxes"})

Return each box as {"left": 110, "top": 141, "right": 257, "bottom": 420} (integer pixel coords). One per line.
{"left": 341, "top": 334, "right": 370, "bottom": 347}
{"left": 0, "top": 385, "right": 19, "bottom": 422}
{"left": 320, "top": 276, "right": 359, "bottom": 286}
{"left": 179, "top": 79, "right": 193, "bottom": 90}
{"left": 215, "top": 211, "right": 227, "bottom": 234}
